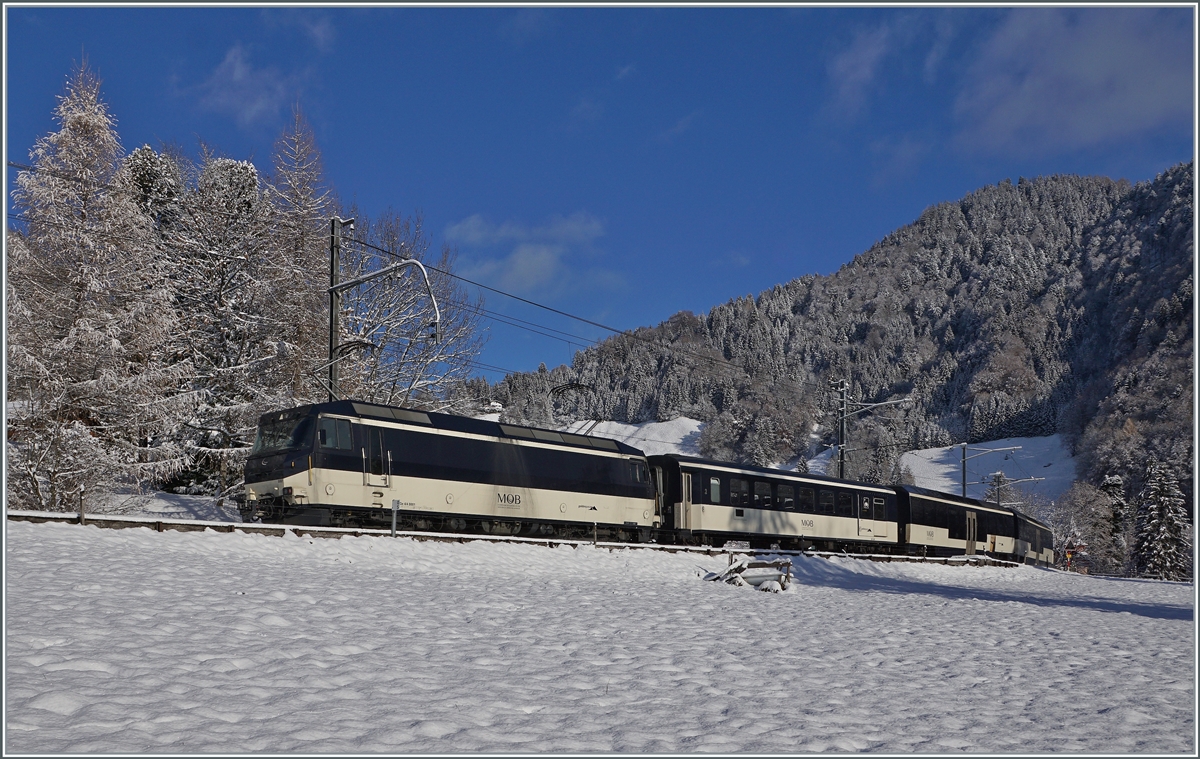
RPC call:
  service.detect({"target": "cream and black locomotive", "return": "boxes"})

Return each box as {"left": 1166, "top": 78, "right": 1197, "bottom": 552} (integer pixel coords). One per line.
{"left": 241, "top": 400, "right": 1054, "bottom": 566}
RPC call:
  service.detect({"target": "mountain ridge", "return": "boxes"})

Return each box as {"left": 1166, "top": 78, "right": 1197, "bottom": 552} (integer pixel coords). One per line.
{"left": 476, "top": 162, "right": 1193, "bottom": 504}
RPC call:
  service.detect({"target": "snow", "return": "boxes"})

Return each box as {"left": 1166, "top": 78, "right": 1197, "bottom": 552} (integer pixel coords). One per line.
{"left": 898, "top": 435, "right": 1078, "bottom": 502}
{"left": 5, "top": 519, "right": 1194, "bottom": 753}
{"left": 561, "top": 417, "right": 704, "bottom": 456}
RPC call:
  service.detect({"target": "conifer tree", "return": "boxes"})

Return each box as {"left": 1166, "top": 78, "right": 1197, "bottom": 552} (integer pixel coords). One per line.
{"left": 1133, "top": 463, "right": 1193, "bottom": 581}
{"left": 7, "top": 63, "right": 191, "bottom": 511}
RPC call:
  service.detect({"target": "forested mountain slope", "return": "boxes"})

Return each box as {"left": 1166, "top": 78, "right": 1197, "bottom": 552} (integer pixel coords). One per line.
{"left": 483, "top": 163, "right": 1193, "bottom": 502}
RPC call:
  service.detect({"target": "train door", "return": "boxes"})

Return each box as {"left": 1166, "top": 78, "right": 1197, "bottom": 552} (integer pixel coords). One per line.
{"left": 965, "top": 511, "right": 977, "bottom": 555}
{"left": 857, "top": 494, "right": 875, "bottom": 537}
{"left": 363, "top": 426, "right": 390, "bottom": 489}
{"left": 652, "top": 466, "right": 665, "bottom": 525}
{"left": 681, "top": 472, "right": 693, "bottom": 530}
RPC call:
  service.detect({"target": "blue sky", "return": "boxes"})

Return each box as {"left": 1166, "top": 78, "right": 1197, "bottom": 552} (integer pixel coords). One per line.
{"left": 5, "top": 5, "right": 1195, "bottom": 380}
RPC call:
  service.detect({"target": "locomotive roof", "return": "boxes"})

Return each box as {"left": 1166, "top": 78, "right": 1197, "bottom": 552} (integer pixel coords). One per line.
{"left": 258, "top": 400, "right": 647, "bottom": 457}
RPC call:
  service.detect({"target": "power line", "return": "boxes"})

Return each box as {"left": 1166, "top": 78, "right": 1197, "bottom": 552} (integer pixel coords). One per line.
{"left": 346, "top": 233, "right": 827, "bottom": 393}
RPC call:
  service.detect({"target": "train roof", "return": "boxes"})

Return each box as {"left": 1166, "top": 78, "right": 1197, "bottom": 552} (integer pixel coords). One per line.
{"left": 648, "top": 453, "right": 889, "bottom": 490}
{"left": 258, "top": 400, "right": 648, "bottom": 457}
{"left": 895, "top": 484, "right": 1053, "bottom": 528}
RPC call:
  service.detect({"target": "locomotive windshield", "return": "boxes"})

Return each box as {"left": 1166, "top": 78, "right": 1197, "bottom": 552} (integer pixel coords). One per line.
{"left": 251, "top": 414, "right": 315, "bottom": 455}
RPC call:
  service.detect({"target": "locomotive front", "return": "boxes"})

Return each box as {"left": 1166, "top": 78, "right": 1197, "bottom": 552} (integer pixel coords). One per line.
{"left": 241, "top": 406, "right": 320, "bottom": 522}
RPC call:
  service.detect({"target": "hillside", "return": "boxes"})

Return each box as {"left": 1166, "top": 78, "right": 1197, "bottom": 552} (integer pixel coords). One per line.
{"left": 484, "top": 163, "right": 1193, "bottom": 506}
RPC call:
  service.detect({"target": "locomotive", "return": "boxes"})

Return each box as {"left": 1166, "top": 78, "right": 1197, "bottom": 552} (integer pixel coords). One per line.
{"left": 241, "top": 399, "right": 1055, "bottom": 566}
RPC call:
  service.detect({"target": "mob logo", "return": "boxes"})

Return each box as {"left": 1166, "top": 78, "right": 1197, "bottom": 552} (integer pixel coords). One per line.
{"left": 497, "top": 492, "right": 522, "bottom": 505}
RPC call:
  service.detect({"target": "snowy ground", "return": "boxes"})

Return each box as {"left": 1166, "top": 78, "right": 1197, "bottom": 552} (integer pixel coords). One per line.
{"left": 5, "top": 519, "right": 1194, "bottom": 754}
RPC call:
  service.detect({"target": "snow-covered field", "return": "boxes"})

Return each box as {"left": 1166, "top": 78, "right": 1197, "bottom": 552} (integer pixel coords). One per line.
{"left": 5, "top": 519, "right": 1194, "bottom": 753}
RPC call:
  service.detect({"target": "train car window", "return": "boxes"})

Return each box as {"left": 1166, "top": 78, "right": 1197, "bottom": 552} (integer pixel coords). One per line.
{"left": 778, "top": 484, "right": 795, "bottom": 510}
{"left": 859, "top": 495, "right": 872, "bottom": 519}
{"left": 532, "top": 429, "right": 565, "bottom": 443}
{"left": 709, "top": 477, "right": 721, "bottom": 504}
{"left": 391, "top": 409, "right": 431, "bottom": 425}
{"left": 317, "top": 417, "right": 353, "bottom": 450}
{"left": 499, "top": 424, "right": 535, "bottom": 438}
{"left": 560, "top": 433, "right": 593, "bottom": 447}
{"left": 837, "top": 492, "right": 853, "bottom": 516}
{"left": 692, "top": 472, "right": 704, "bottom": 504}
{"left": 754, "top": 481, "right": 772, "bottom": 508}
{"left": 798, "top": 488, "right": 815, "bottom": 513}
{"left": 730, "top": 479, "right": 749, "bottom": 507}
{"left": 589, "top": 437, "right": 620, "bottom": 451}
{"left": 819, "top": 490, "right": 835, "bottom": 513}
{"left": 873, "top": 497, "right": 887, "bottom": 520}
{"left": 351, "top": 402, "right": 395, "bottom": 420}
{"left": 367, "top": 427, "right": 385, "bottom": 476}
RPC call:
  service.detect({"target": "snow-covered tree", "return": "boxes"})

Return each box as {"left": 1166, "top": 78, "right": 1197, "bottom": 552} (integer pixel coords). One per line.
{"left": 334, "top": 209, "right": 486, "bottom": 411}
{"left": 1133, "top": 463, "right": 1193, "bottom": 581}
{"left": 264, "top": 106, "right": 333, "bottom": 402}
{"left": 1050, "top": 482, "right": 1124, "bottom": 575}
{"left": 156, "top": 148, "right": 289, "bottom": 501}
{"left": 7, "top": 63, "right": 191, "bottom": 511}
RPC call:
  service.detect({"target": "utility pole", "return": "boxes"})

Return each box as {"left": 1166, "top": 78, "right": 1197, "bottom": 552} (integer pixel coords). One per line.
{"left": 829, "top": 378, "right": 909, "bottom": 480}
{"left": 960, "top": 444, "right": 1022, "bottom": 497}
{"left": 988, "top": 471, "right": 1045, "bottom": 510}
{"left": 326, "top": 216, "right": 442, "bottom": 403}
{"left": 328, "top": 217, "right": 353, "bottom": 403}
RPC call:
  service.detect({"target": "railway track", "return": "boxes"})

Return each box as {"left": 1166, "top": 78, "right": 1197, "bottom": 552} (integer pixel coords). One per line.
{"left": 5, "top": 509, "right": 1025, "bottom": 567}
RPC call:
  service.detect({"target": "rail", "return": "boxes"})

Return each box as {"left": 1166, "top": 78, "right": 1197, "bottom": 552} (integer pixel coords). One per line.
{"left": 4, "top": 510, "right": 1025, "bottom": 567}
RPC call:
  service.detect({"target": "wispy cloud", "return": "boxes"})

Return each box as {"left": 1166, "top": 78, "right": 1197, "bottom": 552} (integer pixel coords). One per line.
{"left": 197, "top": 45, "right": 294, "bottom": 128}
{"left": 953, "top": 8, "right": 1193, "bottom": 155}
{"left": 826, "top": 25, "right": 893, "bottom": 120}
{"left": 869, "top": 134, "right": 930, "bottom": 188}
{"left": 446, "top": 212, "right": 617, "bottom": 299}
{"left": 615, "top": 63, "right": 637, "bottom": 81}
{"left": 571, "top": 97, "right": 604, "bottom": 122}
{"left": 656, "top": 110, "right": 701, "bottom": 143}
{"left": 499, "top": 9, "right": 555, "bottom": 46}
{"left": 262, "top": 9, "right": 337, "bottom": 53}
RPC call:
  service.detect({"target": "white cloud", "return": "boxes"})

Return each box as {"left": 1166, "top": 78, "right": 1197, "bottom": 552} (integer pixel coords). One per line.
{"left": 826, "top": 25, "right": 893, "bottom": 120}
{"left": 615, "top": 63, "right": 637, "bottom": 81}
{"left": 499, "top": 9, "right": 555, "bottom": 46}
{"left": 446, "top": 211, "right": 605, "bottom": 247}
{"left": 198, "top": 45, "right": 293, "bottom": 128}
{"left": 656, "top": 110, "right": 701, "bottom": 143}
{"left": 953, "top": 8, "right": 1193, "bottom": 154}
{"left": 447, "top": 212, "right": 616, "bottom": 299}
{"left": 571, "top": 97, "right": 604, "bottom": 122}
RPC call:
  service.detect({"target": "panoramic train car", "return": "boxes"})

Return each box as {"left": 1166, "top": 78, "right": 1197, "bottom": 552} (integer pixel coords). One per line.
{"left": 894, "top": 485, "right": 1055, "bottom": 566}
{"left": 648, "top": 454, "right": 900, "bottom": 551}
{"left": 1013, "top": 508, "right": 1056, "bottom": 566}
{"left": 241, "top": 400, "right": 658, "bottom": 541}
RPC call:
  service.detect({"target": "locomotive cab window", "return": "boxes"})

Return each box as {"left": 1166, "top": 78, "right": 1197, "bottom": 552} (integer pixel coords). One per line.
{"left": 252, "top": 415, "right": 314, "bottom": 455}
{"left": 754, "top": 481, "right": 772, "bottom": 508}
{"left": 778, "top": 484, "right": 795, "bottom": 510}
{"left": 317, "top": 417, "right": 353, "bottom": 450}
{"left": 709, "top": 477, "right": 721, "bottom": 504}
{"left": 858, "top": 495, "right": 872, "bottom": 519}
